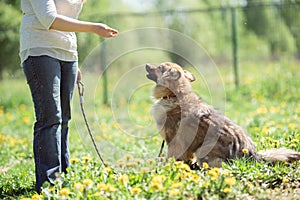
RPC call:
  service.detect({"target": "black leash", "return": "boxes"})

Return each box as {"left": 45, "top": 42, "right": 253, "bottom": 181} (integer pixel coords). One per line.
{"left": 158, "top": 140, "right": 165, "bottom": 157}
{"left": 77, "top": 82, "right": 106, "bottom": 167}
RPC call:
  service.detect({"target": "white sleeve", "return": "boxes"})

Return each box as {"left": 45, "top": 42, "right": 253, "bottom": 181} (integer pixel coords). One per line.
{"left": 28, "top": 0, "right": 57, "bottom": 29}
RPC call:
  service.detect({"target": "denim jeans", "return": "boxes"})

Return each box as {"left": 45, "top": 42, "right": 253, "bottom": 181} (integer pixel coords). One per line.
{"left": 23, "top": 55, "right": 78, "bottom": 193}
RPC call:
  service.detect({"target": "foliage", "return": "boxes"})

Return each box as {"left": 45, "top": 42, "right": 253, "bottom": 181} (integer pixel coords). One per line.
{"left": 1, "top": 1, "right": 300, "bottom": 78}
{"left": 0, "top": 2, "right": 22, "bottom": 79}
{"left": 1, "top": 61, "right": 300, "bottom": 199}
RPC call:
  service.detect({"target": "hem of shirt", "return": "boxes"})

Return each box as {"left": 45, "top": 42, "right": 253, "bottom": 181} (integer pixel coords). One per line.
{"left": 20, "top": 48, "right": 78, "bottom": 66}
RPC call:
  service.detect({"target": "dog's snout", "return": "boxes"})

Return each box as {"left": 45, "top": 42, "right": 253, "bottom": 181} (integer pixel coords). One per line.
{"left": 145, "top": 63, "right": 155, "bottom": 72}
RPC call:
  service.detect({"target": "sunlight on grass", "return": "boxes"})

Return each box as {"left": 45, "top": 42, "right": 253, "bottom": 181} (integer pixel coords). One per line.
{"left": 1, "top": 61, "right": 300, "bottom": 199}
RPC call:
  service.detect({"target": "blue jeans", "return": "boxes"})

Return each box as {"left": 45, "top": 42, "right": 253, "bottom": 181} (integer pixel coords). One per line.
{"left": 23, "top": 55, "right": 78, "bottom": 193}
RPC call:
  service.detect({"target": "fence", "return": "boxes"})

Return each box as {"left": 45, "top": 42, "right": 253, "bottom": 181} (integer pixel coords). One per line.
{"left": 87, "top": 1, "right": 299, "bottom": 104}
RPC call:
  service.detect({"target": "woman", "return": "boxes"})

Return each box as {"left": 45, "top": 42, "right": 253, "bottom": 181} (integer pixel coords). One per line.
{"left": 20, "top": 0, "right": 118, "bottom": 193}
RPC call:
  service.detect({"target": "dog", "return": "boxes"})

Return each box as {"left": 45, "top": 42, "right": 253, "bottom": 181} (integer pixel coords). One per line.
{"left": 146, "top": 62, "right": 300, "bottom": 167}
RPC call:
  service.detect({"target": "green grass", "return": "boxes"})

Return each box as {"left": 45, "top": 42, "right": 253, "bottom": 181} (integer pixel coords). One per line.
{"left": 0, "top": 60, "right": 300, "bottom": 199}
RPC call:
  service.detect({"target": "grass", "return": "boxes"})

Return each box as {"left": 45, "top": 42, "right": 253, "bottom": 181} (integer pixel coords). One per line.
{"left": 0, "top": 60, "right": 300, "bottom": 199}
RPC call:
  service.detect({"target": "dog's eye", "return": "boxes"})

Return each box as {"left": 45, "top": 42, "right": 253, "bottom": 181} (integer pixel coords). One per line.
{"left": 159, "top": 65, "right": 167, "bottom": 73}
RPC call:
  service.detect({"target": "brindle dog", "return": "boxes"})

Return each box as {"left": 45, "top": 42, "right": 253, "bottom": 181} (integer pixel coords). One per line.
{"left": 146, "top": 62, "right": 300, "bottom": 167}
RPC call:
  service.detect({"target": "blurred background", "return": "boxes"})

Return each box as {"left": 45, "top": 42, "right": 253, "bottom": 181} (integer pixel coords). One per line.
{"left": 1, "top": 0, "right": 299, "bottom": 81}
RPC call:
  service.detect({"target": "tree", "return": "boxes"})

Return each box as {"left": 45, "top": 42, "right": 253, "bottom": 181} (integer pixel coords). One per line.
{"left": 0, "top": 2, "right": 22, "bottom": 79}
{"left": 243, "top": 0, "right": 296, "bottom": 58}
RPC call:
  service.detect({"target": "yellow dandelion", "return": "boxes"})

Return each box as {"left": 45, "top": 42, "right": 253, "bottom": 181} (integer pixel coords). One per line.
{"left": 223, "top": 187, "right": 231, "bottom": 193}
{"left": 174, "top": 161, "right": 191, "bottom": 171}
{"left": 125, "top": 162, "right": 137, "bottom": 167}
{"left": 291, "top": 139, "right": 299, "bottom": 143}
{"left": 201, "top": 181, "right": 210, "bottom": 187}
{"left": 168, "top": 189, "right": 180, "bottom": 196}
{"left": 171, "top": 182, "right": 184, "bottom": 189}
{"left": 118, "top": 174, "right": 129, "bottom": 186}
{"left": 140, "top": 167, "right": 150, "bottom": 173}
{"left": 289, "top": 144, "right": 296, "bottom": 149}
{"left": 103, "top": 167, "right": 113, "bottom": 173}
{"left": 31, "top": 194, "right": 42, "bottom": 200}
{"left": 5, "top": 112, "right": 13, "bottom": 120}
{"left": 94, "top": 192, "right": 101, "bottom": 197}
{"left": 19, "top": 104, "right": 26, "bottom": 111}
{"left": 152, "top": 135, "right": 160, "bottom": 141}
{"left": 202, "top": 162, "right": 209, "bottom": 169}
{"left": 19, "top": 153, "right": 26, "bottom": 157}
{"left": 23, "top": 116, "right": 31, "bottom": 124}
{"left": 73, "top": 183, "right": 84, "bottom": 191}
{"left": 105, "top": 184, "right": 117, "bottom": 192}
{"left": 124, "top": 154, "right": 134, "bottom": 161}
{"left": 256, "top": 105, "right": 267, "bottom": 114}
{"left": 83, "top": 179, "right": 93, "bottom": 187}
{"left": 221, "top": 170, "right": 231, "bottom": 176}
{"left": 70, "top": 158, "right": 80, "bottom": 164}
{"left": 282, "top": 178, "right": 289, "bottom": 183}
{"left": 224, "top": 177, "right": 236, "bottom": 186}
{"left": 130, "top": 187, "right": 142, "bottom": 195}
{"left": 59, "top": 188, "right": 70, "bottom": 196}
{"left": 190, "top": 174, "right": 199, "bottom": 183}
{"left": 20, "top": 198, "right": 31, "bottom": 200}
{"left": 242, "top": 148, "right": 249, "bottom": 154}
{"left": 151, "top": 175, "right": 166, "bottom": 184}
{"left": 288, "top": 123, "right": 296, "bottom": 130}
{"left": 150, "top": 182, "right": 165, "bottom": 191}
{"left": 101, "top": 123, "right": 108, "bottom": 132}
{"left": 146, "top": 159, "right": 155, "bottom": 164}
{"left": 82, "top": 165, "right": 90, "bottom": 170}
{"left": 82, "top": 156, "right": 92, "bottom": 163}
{"left": 97, "top": 183, "right": 106, "bottom": 190}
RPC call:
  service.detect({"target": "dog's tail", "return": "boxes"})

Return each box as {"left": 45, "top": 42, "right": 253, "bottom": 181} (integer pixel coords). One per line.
{"left": 257, "top": 148, "right": 300, "bottom": 162}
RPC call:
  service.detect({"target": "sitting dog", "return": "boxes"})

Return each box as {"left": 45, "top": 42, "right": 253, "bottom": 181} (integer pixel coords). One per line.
{"left": 146, "top": 62, "right": 300, "bottom": 167}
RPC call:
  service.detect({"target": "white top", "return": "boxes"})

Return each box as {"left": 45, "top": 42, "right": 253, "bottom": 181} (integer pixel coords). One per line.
{"left": 19, "top": 0, "right": 83, "bottom": 64}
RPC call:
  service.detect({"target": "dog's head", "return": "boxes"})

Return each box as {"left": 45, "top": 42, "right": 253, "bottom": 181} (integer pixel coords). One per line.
{"left": 146, "top": 62, "right": 195, "bottom": 98}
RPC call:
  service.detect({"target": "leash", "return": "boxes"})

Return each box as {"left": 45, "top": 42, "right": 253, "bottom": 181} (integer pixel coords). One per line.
{"left": 77, "top": 82, "right": 107, "bottom": 167}
{"left": 158, "top": 140, "right": 165, "bottom": 157}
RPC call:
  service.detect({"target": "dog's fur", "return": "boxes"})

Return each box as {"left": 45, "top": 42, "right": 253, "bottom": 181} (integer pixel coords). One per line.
{"left": 146, "top": 62, "right": 300, "bottom": 167}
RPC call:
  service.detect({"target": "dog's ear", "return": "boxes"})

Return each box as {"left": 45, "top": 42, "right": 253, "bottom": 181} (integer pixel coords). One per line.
{"left": 184, "top": 70, "right": 196, "bottom": 82}
{"left": 165, "top": 68, "right": 181, "bottom": 80}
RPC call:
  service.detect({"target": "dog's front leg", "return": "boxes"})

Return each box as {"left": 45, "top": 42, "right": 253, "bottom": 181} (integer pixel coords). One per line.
{"left": 167, "top": 137, "right": 194, "bottom": 161}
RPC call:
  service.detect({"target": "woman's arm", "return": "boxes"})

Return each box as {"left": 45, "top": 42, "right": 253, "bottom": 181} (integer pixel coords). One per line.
{"left": 50, "top": 14, "right": 118, "bottom": 38}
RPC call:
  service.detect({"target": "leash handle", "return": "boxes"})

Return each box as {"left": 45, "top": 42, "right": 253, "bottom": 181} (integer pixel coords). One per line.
{"left": 77, "top": 81, "right": 84, "bottom": 104}
{"left": 77, "top": 81, "right": 106, "bottom": 166}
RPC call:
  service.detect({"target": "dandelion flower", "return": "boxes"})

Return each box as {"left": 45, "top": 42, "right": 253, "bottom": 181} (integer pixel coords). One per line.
{"left": 31, "top": 194, "right": 42, "bottom": 200}
{"left": 118, "top": 174, "right": 129, "bottom": 186}
{"left": 59, "top": 188, "right": 70, "bottom": 196}
{"left": 242, "top": 148, "right": 249, "bottom": 154}
{"left": 130, "top": 187, "right": 142, "bottom": 195}
{"left": 70, "top": 158, "right": 80, "bottom": 163}
{"left": 82, "top": 156, "right": 92, "bottom": 163}
{"left": 223, "top": 187, "right": 231, "bottom": 193}
{"left": 168, "top": 189, "right": 180, "bottom": 196}
{"left": 282, "top": 178, "right": 289, "bottom": 183}
{"left": 224, "top": 177, "right": 236, "bottom": 186}
{"left": 19, "top": 104, "right": 26, "bottom": 111}
{"left": 74, "top": 182, "right": 84, "bottom": 191}
{"left": 171, "top": 182, "right": 184, "bottom": 189}
{"left": 83, "top": 179, "right": 93, "bottom": 187}
{"left": 151, "top": 175, "right": 166, "bottom": 184}
{"left": 202, "top": 162, "right": 209, "bottom": 169}
{"left": 150, "top": 182, "right": 165, "bottom": 191}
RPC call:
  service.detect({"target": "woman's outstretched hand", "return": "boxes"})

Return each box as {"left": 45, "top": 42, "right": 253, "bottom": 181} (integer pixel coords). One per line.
{"left": 92, "top": 23, "right": 118, "bottom": 38}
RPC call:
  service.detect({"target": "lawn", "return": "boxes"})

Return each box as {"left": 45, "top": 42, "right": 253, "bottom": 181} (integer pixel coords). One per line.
{"left": 0, "top": 60, "right": 299, "bottom": 199}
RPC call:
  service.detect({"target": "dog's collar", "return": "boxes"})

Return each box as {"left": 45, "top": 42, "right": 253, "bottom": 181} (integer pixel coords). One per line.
{"left": 162, "top": 94, "right": 177, "bottom": 99}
